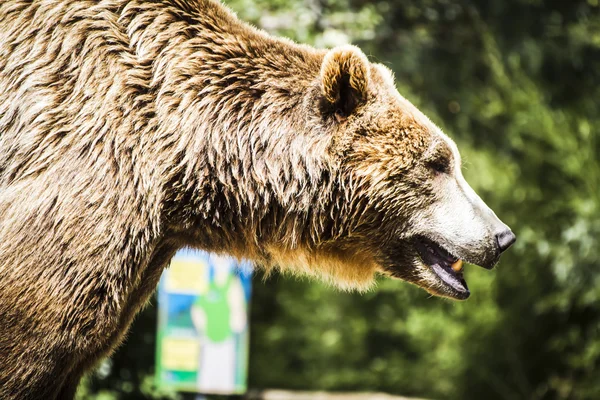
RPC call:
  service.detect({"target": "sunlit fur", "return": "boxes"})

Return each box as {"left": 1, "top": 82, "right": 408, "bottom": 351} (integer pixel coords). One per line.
{"left": 0, "top": 0, "right": 509, "bottom": 398}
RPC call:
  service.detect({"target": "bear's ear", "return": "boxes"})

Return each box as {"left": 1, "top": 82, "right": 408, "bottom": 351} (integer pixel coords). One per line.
{"left": 320, "top": 45, "right": 370, "bottom": 120}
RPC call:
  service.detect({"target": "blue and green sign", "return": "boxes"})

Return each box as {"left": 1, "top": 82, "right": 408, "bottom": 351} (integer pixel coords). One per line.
{"left": 156, "top": 250, "right": 252, "bottom": 394}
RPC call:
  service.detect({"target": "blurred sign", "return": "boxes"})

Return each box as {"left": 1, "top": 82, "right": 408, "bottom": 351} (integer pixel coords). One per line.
{"left": 156, "top": 249, "right": 252, "bottom": 394}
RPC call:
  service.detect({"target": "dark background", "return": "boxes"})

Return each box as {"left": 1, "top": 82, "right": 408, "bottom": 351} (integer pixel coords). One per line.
{"left": 78, "top": 1, "right": 600, "bottom": 399}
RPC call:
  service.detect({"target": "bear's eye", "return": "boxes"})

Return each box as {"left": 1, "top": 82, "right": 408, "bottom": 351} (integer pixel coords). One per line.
{"left": 428, "top": 157, "right": 451, "bottom": 174}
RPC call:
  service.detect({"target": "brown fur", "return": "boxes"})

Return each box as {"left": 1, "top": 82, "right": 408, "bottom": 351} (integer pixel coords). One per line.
{"left": 0, "top": 1, "right": 441, "bottom": 398}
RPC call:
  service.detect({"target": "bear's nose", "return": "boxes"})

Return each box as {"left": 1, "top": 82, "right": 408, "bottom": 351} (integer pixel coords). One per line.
{"left": 496, "top": 229, "right": 516, "bottom": 253}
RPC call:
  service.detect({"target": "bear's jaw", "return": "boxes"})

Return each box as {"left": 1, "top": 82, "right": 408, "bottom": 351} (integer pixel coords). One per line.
{"left": 413, "top": 236, "right": 470, "bottom": 300}
{"left": 263, "top": 246, "right": 379, "bottom": 292}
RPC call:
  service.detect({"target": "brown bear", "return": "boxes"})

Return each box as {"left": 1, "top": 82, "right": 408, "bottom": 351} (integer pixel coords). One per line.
{"left": 0, "top": 0, "right": 515, "bottom": 399}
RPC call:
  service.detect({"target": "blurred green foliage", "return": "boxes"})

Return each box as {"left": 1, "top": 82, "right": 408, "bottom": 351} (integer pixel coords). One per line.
{"left": 78, "top": 0, "right": 600, "bottom": 399}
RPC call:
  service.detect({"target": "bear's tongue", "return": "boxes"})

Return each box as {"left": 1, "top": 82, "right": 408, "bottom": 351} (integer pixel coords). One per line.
{"left": 415, "top": 238, "right": 469, "bottom": 294}
{"left": 431, "top": 262, "right": 468, "bottom": 293}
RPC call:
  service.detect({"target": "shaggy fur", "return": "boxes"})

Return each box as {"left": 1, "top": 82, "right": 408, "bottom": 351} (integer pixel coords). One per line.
{"left": 0, "top": 0, "right": 513, "bottom": 399}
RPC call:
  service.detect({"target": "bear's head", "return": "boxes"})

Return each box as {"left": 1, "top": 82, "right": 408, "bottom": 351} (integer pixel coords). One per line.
{"left": 283, "top": 45, "right": 516, "bottom": 300}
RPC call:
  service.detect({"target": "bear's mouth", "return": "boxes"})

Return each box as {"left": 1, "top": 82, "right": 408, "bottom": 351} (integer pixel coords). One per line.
{"left": 413, "top": 236, "right": 470, "bottom": 300}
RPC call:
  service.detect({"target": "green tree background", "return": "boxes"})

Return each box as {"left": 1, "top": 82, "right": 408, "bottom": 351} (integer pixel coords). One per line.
{"left": 77, "top": 1, "right": 600, "bottom": 399}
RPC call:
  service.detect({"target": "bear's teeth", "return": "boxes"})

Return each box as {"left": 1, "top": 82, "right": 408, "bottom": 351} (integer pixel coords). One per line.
{"left": 451, "top": 259, "right": 463, "bottom": 272}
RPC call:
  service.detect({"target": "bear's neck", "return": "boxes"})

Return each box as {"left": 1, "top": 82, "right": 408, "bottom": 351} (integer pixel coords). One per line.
{"left": 126, "top": 0, "right": 339, "bottom": 255}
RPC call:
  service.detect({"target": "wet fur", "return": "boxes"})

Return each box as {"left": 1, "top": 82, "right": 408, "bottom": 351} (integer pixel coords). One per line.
{"left": 0, "top": 1, "right": 439, "bottom": 398}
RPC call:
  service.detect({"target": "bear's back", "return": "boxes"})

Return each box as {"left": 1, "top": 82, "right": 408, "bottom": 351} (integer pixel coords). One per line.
{"left": 0, "top": 0, "right": 318, "bottom": 188}
{"left": 1, "top": 1, "right": 166, "bottom": 184}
